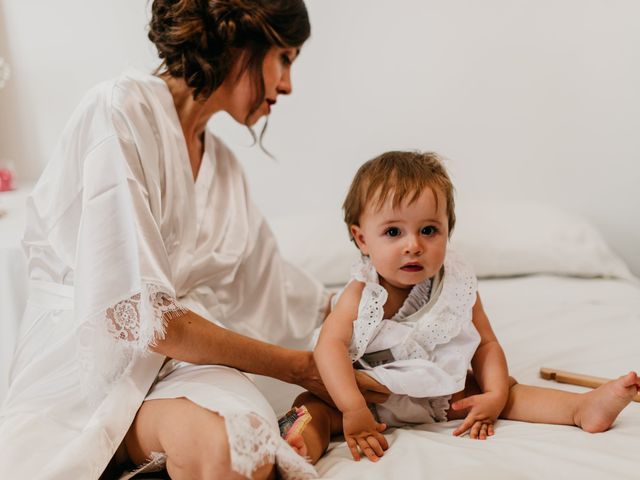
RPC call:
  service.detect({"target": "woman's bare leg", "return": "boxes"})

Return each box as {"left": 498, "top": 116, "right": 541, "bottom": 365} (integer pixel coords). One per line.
{"left": 292, "top": 392, "right": 343, "bottom": 465}
{"left": 123, "top": 398, "right": 275, "bottom": 480}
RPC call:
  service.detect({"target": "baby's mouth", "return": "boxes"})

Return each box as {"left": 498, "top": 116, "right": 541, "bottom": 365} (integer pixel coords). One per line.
{"left": 400, "top": 263, "right": 424, "bottom": 272}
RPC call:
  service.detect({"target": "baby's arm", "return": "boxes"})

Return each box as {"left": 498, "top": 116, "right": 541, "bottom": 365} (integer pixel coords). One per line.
{"left": 452, "top": 293, "right": 510, "bottom": 437}
{"left": 314, "top": 281, "right": 388, "bottom": 461}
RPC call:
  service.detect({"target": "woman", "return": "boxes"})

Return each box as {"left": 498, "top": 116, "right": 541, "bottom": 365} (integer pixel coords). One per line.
{"left": 0, "top": 1, "right": 388, "bottom": 478}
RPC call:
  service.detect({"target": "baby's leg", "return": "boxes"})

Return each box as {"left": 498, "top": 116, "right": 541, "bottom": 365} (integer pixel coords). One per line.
{"left": 291, "top": 392, "right": 343, "bottom": 464}
{"left": 503, "top": 371, "right": 639, "bottom": 432}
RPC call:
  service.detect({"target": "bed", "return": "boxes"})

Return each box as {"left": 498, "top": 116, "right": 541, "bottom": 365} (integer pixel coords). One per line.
{"left": 1, "top": 199, "right": 638, "bottom": 479}
{"left": 264, "top": 201, "right": 640, "bottom": 480}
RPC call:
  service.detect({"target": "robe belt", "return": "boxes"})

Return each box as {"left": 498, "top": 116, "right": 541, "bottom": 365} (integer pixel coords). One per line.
{"left": 28, "top": 280, "right": 74, "bottom": 310}
{"left": 354, "top": 348, "right": 396, "bottom": 369}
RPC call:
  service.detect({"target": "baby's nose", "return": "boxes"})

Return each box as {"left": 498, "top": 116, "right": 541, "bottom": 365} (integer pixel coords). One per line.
{"left": 404, "top": 236, "right": 423, "bottom": 255}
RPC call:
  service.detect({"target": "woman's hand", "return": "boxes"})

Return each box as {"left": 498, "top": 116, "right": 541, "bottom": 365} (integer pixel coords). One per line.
{"left": 342, "top": 406, "right": 388, "bottom": 462}
{"left": 450, "top": 390, "right": 507, "bottom": 439}
{"left": 293, "top": 351, "right": 391, "bottom": 405}
{"left": 354, "top": 370, "right": 391, "bottom": 404}
{"left": 295, "top": 351, "right": 334, "bottom": 404}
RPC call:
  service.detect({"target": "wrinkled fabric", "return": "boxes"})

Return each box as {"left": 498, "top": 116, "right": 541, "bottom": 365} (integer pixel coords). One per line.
{"left": 347, "top": 252, "right": 480, "bottom": 398}
{"left": 0, "top": 69, "right": 326, "bottom": 479}
{"left": 318, "top": 252, "right": 480, "bottom": 426}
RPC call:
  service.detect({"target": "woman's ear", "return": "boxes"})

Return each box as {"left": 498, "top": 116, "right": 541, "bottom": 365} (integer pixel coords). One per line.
{"left": 350, "top": 225, "right": 369, "bottom": 255}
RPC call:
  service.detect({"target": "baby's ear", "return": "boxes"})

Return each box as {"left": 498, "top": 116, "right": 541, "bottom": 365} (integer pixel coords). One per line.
{"left": 350, "top": 225, "right": 368, "bottom": 255}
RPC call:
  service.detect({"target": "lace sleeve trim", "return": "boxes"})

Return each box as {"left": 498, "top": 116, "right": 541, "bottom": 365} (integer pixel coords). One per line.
{"left": 350, "top": 255, "right": 379, "bottom": 283}
{"left": 77, "top": 283, "right": 188, "bottom": 405}
{"left": 105, "top": 284, "right": 187, "bottom": 343}
{"left": 347, "top": 256, "right": 389, "bottom": 361}
{"left": 348, "top": 282, "right": 388, "bottom": 362}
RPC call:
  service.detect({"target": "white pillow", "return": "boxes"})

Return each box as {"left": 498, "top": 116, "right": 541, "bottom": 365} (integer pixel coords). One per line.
{"left": 268, "top": 202, "right": 634, "bottom": 285}
{"left": 268, "top": 210, "right": 360, "bottom": 286}
{"left": 451, "top": 201, "right": 634, "bottom": 280}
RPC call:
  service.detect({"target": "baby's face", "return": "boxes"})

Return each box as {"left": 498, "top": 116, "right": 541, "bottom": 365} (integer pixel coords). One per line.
{"left": 351, "top": 186, "right": 449, "bottom": 291}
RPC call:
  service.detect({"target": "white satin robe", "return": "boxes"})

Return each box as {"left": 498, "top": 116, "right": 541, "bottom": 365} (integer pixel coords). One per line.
{"left": 0, "top": 69, "right": 326, "bottom": 479}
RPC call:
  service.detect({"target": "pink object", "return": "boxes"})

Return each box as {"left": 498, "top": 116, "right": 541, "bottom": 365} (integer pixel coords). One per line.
{"left": 0, "top": 168, "right": 13, "bottom": 191}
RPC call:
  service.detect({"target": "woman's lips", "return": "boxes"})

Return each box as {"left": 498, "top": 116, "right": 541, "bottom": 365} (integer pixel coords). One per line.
{"left": 266, "top": 99, "right": 276, "bottom": 111}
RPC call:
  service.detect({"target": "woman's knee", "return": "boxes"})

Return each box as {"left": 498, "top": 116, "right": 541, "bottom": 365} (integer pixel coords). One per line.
{"left": 136, "top": 398, "right": 271, "bottom": 479}
{"left": 181, "top": 408, "right": 277, "bottom": 480}
{"left": 162, "top": 405, "right": 236, "bottom": 478}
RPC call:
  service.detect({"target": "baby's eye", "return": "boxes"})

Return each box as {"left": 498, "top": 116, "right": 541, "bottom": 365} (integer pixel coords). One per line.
{"left": 421, "top": 226, "right": 438, "bottom": 236}
{"left": 385, "top": 227, "right": 401, "bottom": 237}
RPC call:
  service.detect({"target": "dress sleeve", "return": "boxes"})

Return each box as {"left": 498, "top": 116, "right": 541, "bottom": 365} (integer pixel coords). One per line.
{"left": 73, "top": 133, "right": 186, "bottom": 404}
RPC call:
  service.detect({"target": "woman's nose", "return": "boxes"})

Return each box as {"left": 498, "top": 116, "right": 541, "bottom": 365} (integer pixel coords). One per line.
{"left": 277, "top": 68, "right": 292, "bottom": 95}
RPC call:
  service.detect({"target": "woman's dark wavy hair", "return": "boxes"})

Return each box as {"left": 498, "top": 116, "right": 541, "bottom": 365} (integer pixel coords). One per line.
{"left": 148, "top": 0, "right": 310, "bottom": 128}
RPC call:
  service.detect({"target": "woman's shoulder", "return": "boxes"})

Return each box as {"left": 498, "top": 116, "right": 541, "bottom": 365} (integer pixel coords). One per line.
{"left": 110, "top": 70, "right": 176, "bottom": 138}
{"left": 56, "top": 70, "right": 165, "bottom": 149}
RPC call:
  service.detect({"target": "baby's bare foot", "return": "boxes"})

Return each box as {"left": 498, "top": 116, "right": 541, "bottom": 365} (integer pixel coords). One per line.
{"left": 575, "top": 371, "right": 639, "bottom": 433}
{"left": 286, "top": 432, "right": 309, "bottom": 458}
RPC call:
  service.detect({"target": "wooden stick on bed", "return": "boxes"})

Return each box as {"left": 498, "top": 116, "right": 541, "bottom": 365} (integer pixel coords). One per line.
{"left": 540, "top": 367, "right": 640, "bottom": 403}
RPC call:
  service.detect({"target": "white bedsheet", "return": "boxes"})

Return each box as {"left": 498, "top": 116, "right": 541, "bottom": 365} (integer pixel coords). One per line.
{"left": 310, "top": 275, "right": 640, "bottom": 479}
{"left": 3, "top": 194, "right": 639, "bottom": 478}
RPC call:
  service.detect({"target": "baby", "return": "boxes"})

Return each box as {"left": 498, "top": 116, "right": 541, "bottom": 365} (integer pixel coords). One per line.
{"left": 290, "top": 150, "right": 640, "bottom": 464}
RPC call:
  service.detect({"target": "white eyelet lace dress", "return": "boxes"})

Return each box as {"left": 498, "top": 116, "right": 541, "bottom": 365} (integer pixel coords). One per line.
{"left": 337, "top": 251, "right": 480, "bottom": 427}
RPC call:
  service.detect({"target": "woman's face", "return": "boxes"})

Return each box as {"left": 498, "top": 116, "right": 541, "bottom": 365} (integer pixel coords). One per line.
{"left": 222, "top": 46, "right": 299, "bottom": 126}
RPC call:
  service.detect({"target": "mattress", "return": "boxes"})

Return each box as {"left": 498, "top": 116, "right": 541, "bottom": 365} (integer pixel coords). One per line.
{"left": 308, "top": 274, "right": 640, "bottom": 479}
{"left": 265, "top": 201, "right": 640, "bottom": 479}
{"left": 3, "top": 197, "right": 639, "bottom": 479}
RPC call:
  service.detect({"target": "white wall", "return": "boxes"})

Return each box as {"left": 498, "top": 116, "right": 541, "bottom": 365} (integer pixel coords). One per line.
{"left": 1, "top": 0, "right": 639, "bottom": 274}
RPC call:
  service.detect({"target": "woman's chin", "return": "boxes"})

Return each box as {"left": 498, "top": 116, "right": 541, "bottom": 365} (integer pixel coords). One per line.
{"left": 247, "top": 111, "right": 268, "bottom": 127}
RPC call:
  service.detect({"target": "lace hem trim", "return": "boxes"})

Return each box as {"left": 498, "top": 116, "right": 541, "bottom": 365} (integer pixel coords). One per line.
{"left": 118, "top": 451, "right": 166, "bottom": 480}
{"left": 120, "top": 412, "right": 317, "bottom": 480}
{"left": 225, "top": 412, "right": 317, "bottom": 479}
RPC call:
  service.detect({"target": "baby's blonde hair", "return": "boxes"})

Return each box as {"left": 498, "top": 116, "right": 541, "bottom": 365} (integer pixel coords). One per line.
{"left": 343, "top": 151, "right": 456, "bottom": 243}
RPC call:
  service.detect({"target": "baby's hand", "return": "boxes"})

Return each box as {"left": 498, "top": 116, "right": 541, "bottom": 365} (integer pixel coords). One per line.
{"left": 451, "top": 391, "right": 506, "bottom": 439}
{"left": 342, "top": 406, "right": 388, "bottom": 462}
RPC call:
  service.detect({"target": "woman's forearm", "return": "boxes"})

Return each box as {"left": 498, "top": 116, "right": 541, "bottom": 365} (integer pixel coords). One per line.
{"left": 152, "top": 310, "right": 307, "bottom": 384}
